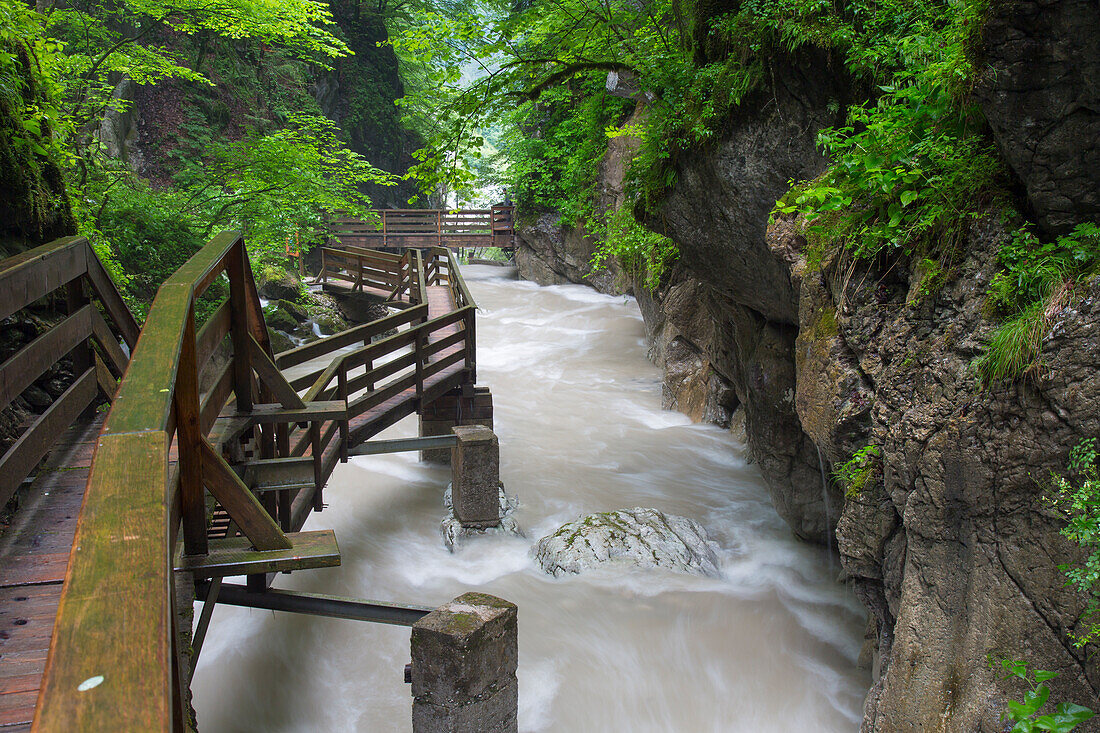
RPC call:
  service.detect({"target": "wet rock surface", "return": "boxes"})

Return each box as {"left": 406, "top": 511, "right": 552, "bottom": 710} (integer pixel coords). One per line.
{"left": 974, "top": 0, "right": 1100, "bottom": 236}
{"left": 533, "top": 508, "right": 721, "bottom": 578}
{"left": 440, "top": 484, "right": 523, "bottom": 552}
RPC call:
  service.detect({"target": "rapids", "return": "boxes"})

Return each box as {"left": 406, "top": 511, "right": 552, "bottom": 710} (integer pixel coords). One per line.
{"left": 191, "top": 264, "right": 869, "bottom": 731}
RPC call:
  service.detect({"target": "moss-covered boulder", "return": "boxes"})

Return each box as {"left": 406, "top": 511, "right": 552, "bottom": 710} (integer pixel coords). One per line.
{"left": 262, "top": 305, "right": 298, "bottom": 334}
{"left": 533, "top": 508, "right": 721, "bottom": 577}
{"left": 0, "top": 42, "right": 75, "bottom": 253}
{"left": 257, "top": 266, "right": 302, "bottom": 302}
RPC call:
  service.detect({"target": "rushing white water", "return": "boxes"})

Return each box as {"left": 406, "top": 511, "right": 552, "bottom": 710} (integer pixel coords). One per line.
{"left": 191, "top": 264, "right": 869, "bottom": 731}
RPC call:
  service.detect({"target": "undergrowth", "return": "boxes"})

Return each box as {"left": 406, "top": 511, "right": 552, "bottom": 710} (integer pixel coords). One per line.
{"left": 589, "top": 202, "right": 678, "bottom": 290}
{"left": 976, "top": 223, "right": 1100, "bottom": 383}
{"left": 833, "top": 445, "right": 880, "bottom": 498}
{"left": 1050, "top": 439, "right": 1100, "bottom": 648}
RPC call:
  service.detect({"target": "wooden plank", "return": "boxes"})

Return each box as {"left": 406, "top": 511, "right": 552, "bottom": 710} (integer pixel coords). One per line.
{"left": 275, "top": 304, "right": 426, "bottom": 369}
{"left": 344, "top": 352, "right": 416, "bottom": 397}
{"left": 226, "top": 245, "right": 253, "bottom": 414}
{"left": 199, "top": 359, "right": 233, "bottom": 434}
{"left": 0, "top": 369, "right": 96, "bottom": 509}
{"left": 175, "top": 303, "right": 206, "bottom": 557}
{"left": 422, "top": 328, "right": 466, "bottom": 359}
{"left": 84, "top": 248, "right": 140, "bottom": 350}
{"left": 349, "top": 374, "right": 416, "bottom": 417}
{"left": 0, "top": 305, "right": 91, "bottom": 414}
{"left": 174, "top": 530, "right": 340, "bottom": 578}
{"left": 35, "top": 430, "right": 173, "bottom": 733}
{"left": 199, "top": 440, "right": 290, "bottom": 551}
{"left": 0, "top": 238, "right": 86, "bottom": 324}
{"left": 89, "top": 308, "right": 128, "bottom": 378}
{"left": 102, "top": 283, "right": 189, "bottom": 434}
{"left": 422, "top": 349, "right": 466, "bottom": 381}
{"left": 243, "top": 456, "right": 314, "bottom": 487}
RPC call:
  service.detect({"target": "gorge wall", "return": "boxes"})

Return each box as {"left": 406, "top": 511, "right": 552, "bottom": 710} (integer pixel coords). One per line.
{"left": 514, "top": 2, "right": 1100, "bottom": 729}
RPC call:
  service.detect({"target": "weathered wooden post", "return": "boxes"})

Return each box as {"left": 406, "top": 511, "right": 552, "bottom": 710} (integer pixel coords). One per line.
{"left": 450, "top": 425, "right": 500, "bottom": 528}
{"left": 411, "top": 593, "right": 518, "bottom": 733}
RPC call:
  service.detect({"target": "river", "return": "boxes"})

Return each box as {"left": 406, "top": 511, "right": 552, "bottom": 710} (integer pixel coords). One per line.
{"left": 191, "top": 264, "right": 869, "bottom": 731}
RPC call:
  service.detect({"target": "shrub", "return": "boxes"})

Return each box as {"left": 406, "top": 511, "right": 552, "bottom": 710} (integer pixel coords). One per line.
{"left": 994, "top": 659, "right": 1094, "bottom": 732}
{"left": 1050, "top": 439, "right": 1100, "bottom": 648}
{"left": 833, "top": 444, "right": 880, "bottom": 498}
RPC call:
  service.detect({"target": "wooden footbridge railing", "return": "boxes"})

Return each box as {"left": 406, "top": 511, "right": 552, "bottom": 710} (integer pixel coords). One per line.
{"left": 328, "top": 206, "right": 516, "bottom": 250}
{"left": 0, "top": 234, "right": 481, "bottom": 729}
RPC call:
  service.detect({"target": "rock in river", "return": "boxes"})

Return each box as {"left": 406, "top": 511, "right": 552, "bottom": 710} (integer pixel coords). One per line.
{"left": 533, "top": 508, "right": 721, "bottom": 578}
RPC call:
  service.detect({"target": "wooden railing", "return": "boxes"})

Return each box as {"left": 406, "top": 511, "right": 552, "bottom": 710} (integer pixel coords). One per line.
{"left": 0, "top": 236, "right": 139, "bottom": 508}
{"left": 36, "top": 232, "right": 345, "bottom": 730}
{"left": 318, "top": 247, "right": 422, "bottom": 302}
{"left": 280, "top": 247, "right": 476, "bottom": 446}
{"left": 35, "top": 234, "right": 479, "bottom": 730}
{"left": 328, "top": 206, "right": 516, "bottom": 250}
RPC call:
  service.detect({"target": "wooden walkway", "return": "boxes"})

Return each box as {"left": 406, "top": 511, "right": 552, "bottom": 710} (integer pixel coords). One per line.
{"left": 329, "top": 207, "right": 515, "bottom": 251}
{"left": 0, "top": 238, "right": 481, "bottom": 729}
{"left": 0, "top": 418, "right": 101, "bottom": 731}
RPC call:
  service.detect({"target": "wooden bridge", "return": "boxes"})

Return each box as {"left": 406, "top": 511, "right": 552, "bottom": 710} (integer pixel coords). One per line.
{"left": 0, "top": 235, "right": 493, "bottom": 730}
{"left": 328, "top": 206, "right": 516, "bottom": 251}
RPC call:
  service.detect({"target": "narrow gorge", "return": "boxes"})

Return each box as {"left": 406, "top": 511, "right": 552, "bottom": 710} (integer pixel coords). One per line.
{"left": 513, "top": 1, "right": 1100, "bottom": 728}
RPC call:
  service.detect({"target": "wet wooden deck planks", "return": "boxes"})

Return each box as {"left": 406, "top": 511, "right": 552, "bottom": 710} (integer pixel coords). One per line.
{"left": 0, "top": 417, "right": 102, "bottom": 731}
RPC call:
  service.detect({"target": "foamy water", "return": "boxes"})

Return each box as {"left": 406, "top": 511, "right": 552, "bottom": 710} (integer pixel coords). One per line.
{"left": 191, "top": 265, "right": 869, "bottom": 731}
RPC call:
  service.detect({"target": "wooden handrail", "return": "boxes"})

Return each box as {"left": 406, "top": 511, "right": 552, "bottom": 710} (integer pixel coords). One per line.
{"left": 37, "top": 231, "right": 317, "bottom": 730}
{"left": 0, "top": 237, "right": 135, "bottom": 509}
{"left": 35, "top": 232, "right": 481, "bottom": 729}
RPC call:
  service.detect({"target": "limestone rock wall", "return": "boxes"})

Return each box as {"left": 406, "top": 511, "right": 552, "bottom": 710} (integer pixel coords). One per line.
{"left": 512, "top": 6, "right": 1100, "bottom": 726}
{"left": 794, "top": 215, "right": 1099, "bottom": 730}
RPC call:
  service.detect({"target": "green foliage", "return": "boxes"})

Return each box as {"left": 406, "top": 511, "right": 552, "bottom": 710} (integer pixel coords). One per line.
{"left": 977, "top": 223, "right": 1100, "bottom": 383}
{"left": 833, "top": 445, "right": 880, "bottom": 498}
{"left": 1051, "top": 439, "right": 1100, "bottom": 648}
{"left": 504, "top": 82, "right": 632, "bottom": 221}
{"left": 993, "top": 659, "right": 1094, "bottom": 732}
{"left": 169, "top": 112, "right": 392, "bottom": 259}
{"left": 988, "top": 224, "right": 1100, "bottom": 314}
{"left": 589, "top": 204, "right": 678, "bottom": 291}
{"left": 92, "top": 182, "right": 224, "bottom": 319}
{"left": 776, "top": 6, "right": 1001, "bottom": 260}
{"left": 908, "top": 257, "right": 946, "bottom": 307}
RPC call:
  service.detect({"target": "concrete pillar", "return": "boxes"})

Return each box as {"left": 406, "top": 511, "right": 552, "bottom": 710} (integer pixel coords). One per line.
{"left": 450, "top": 426, "right": 500, "bottom": 528}
{"left": 419, "top": 387, "right": 493, "bottom": 463}
{"left": 411, "top": 593, "right": 518, "bottom": 733}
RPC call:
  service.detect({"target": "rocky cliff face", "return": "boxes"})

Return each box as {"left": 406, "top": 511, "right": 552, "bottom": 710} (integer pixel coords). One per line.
{"left": 514, "top": 106, "right": 644, "bottom": 296}
{"left": 636, "top": 7, "right": 1100, "bottom": 729}
{"left": 513, "top": 3, "right": 1100, "bottom": 726}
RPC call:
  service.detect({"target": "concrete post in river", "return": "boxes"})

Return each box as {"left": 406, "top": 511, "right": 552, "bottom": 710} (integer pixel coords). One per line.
{"left": 411, "top": 593, "right": 519, "bottom": 733}
{"left": 450, "top": 425, "right": 501, "bottom": 527}
{"left": 419, "top": 387, "right": 494, "bottom": 462}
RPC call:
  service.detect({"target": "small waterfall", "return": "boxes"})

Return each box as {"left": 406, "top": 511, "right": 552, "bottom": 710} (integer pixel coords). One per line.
{"left": 817, "top": 445, "right": 837, "bottom": 570}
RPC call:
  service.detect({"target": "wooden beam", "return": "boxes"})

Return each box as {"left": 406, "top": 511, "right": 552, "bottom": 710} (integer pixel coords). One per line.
{"left": 0, "top": 368, "right": 96, "bottom": 508}
{"left": 0, "top": 237, "right": 86, "bottom": 323}
{"left": 225, "top": 400, "right": 345, "bottom": 425}
{"left": 199, "top": 439, "right": 291, "bottom": 551}
{"left": 176, "top": 303, "right": 207, "bottom": 557}
{"left": 247, "top": 336, "right": 305, "bottom": 409}
{"left": 84, "top": 247, "right": 140, "bottom": 350}
{"left": 0, "top": 304, "right": 92, "bottom": 414}
{"left": 94, "top": 352, "right": 118, "bottom": 402}
{"left": 174, "top": 530, "right": 340, "bottom": 578}
{"left": 90, "top": 307, "right": 129, "bottom": 378}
